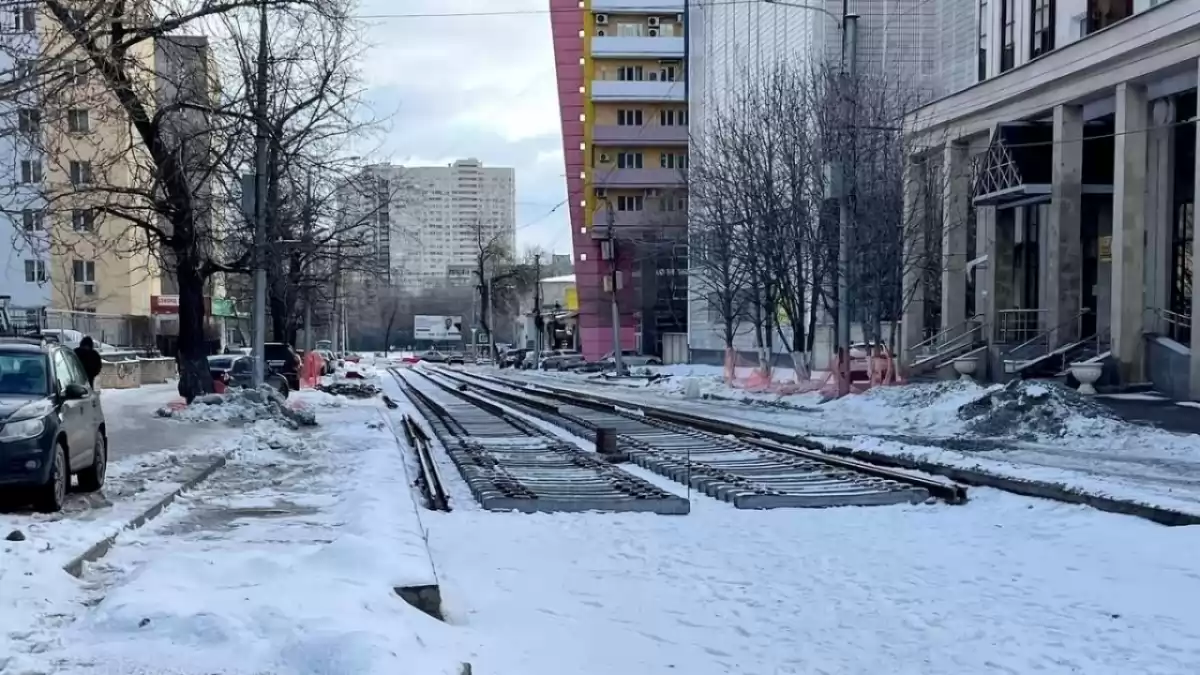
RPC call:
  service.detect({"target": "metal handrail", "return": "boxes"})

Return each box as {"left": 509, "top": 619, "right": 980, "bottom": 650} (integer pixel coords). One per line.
{"left": 911, "top": 314, "right": 985, "bottom": 354}
{"left": 1148, "top": 307, "right": 1192, "bottom": 343}
{"left": 996, "top": 309, "right": 1048, "bottom": 345}
{"left": 1002, "top": 308, "right": 1091, "bottom": 358}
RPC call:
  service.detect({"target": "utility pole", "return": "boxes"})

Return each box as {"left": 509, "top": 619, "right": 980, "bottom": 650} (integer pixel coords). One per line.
{"left": 602, "top": 200, "right": 623, "bottom": 375}
{"left": 533, "top": 253, "right": 542, "bottom": 364}
{"left": 836, "top": 12, "right": 859, "bottom": 397}
{"left": 250, "top": 0, "right": 270, "bottom": 387}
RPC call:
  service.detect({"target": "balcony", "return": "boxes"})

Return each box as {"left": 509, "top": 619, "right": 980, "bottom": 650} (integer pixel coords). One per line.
{"left": 591, "top": 80, "right": 684, "bottom": 102}
{"left": 591, "top": 167, "right": 684, "bottom": 189}
{"left": 591, "top": 36, "right": 684, "bottom": 58}
{"left": 589, "top": 206, "right": 686, "bottom": 238}
{"left": 592, "top": 124, "right": 687, "bottom": 146}
{"left": 592, "top": 0, "right": 683, "bottom": 11}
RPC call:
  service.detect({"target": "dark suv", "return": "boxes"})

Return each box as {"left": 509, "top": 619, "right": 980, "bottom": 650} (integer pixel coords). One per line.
{"left": 0, "top": 339, "right": 107, "bottom": 512}
{"left": 263, "top": 343, "right": 301, "bottom": 391}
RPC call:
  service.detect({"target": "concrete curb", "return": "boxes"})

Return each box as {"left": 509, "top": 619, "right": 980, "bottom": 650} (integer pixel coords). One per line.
{"left": 484, "top": 372, "right": 1200, "bottom": 527}
{"left": 62, "top": 455, "right": 229, "bottom": 578}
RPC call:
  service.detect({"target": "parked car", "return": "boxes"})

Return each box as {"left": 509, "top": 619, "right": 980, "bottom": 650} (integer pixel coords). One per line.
{"left": 33, "top": 329, "right": 120, "bottom": 354}
{"left": 0, "top": 338, "right": 107, "bottom": 512}
{"left": 418, "top": 350, "right": 447, "bottom": 363}
{"left": 499, "top": 348, "right": 526, "bottom": 369}
{"left": 263, "top": 343, "right": 301, "bottom": 391}
{"left": 446, "top": 352, "right": 466, "bottom": 366}
{"left": 540, "top": 350, "right": 582, "bottom": 370}
{"left": 315, "top": 349, "right": 336, "bottom": 375}
{"left": 602, "top": 350, "right": 663, "bottom": 370}
{"left": 207, "top": 354, "right": 290, "bottom": 398}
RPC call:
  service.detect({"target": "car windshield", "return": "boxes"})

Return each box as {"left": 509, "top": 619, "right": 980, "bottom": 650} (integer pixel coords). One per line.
{"left": 263, "top": 344, "right": 294, "bottom": 360}
{"left": 207, "top": 356, "right": 235, "bottom": 370}
{"left": 0, "top": 352, "right": 49, "bottom": 395}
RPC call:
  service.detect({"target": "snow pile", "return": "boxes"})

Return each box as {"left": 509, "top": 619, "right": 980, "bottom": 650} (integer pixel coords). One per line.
{"left": 316, "top": 381, "right": 381, "bottom": 399}
{"left": 812, "top": 380, "right": 987, "bottom": 433}
{"left": 957, "top": 380, "right": 1123, "bottom": 440}
{"left": 155, "top": 387, "right": 318, "bottom": 428}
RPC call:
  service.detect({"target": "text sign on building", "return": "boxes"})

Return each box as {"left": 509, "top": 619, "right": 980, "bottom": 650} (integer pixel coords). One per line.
{"left": 414, "top": 315, "right": 463, "bottom": 341}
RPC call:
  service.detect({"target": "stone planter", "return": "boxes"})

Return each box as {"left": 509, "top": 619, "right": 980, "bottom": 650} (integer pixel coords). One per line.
{"left": 952, "top": 357, "right": 978, "bottom": 381}
{"left": 1069, "top": 361, "right": 1104, "bottom": 395}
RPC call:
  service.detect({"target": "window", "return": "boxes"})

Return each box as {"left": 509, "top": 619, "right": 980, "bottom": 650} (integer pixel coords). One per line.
{"left": 17, "top": 108, "right": 39, "bottom": 133}
{"left": 616, "top": 152, "right": 643, "bottom": 169}
{"left": 67, "top": 60, "right": 87, "bottom": 85}
{"left": 1000, "top": 0, "right": 1014, "bottom": 72}
{"left": 660, "top": 195, "right": 687, "bottom": 212}
{"left": 67, "top": 109, "right": 90, "bottom": 133}
{"left": 52, "top": 349, "right": 85, "bottom": 393}
{"left": 660, "top": 109, "right": 687, "bottom": 126}
{"left": 21, "top": 208, "right": 42, "bottom": 231}
{"left": 616, "top": 195, "right": 643, "bottom": 211}
{"left": 19, "top": 159, "right": 41, "bottom": 183}
{"left": 616, "top": 109, "right": 642, "bottom": 126}
{"left": 978, "top": 0, "right": 988, "bottom": 81}
{"left": 24, "top": 259, "right": 46, "bottom": 283}
{"left": 616, "top": 23, "right": 643, "bottom": 37}
{"left": 15, "top": 59, "right": 34, "bottom": 80}
{"left": 1030, "top": 0, "right": 1055, "bottom": 58}
{"left": 69, "top": 160, "right": 92, "bottom": 185}
{"left": 0, "top": 352, "right": 49, "bottom": 396}
{"left": 13, "top": 5, "right": 35, "bottom": 31}
{"left": 616, "top": 66, "right": 643, "bottom": 81}
{"left": 72, "top": 259, "right": 95, "bottom": 283}
{"left": 1086, "top": 0, "right": 1133, "bottom": 34}
{"left": 659, "top": 64, "right": 678, "bottom": 82}
{"left": 71, "top": 209, "right": 95, "bottom": 232}
{"left": 660, "top": 152, "right": 687, "bottom": 169}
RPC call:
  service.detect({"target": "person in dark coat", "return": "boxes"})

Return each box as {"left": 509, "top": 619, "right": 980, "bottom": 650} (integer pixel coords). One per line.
{"left": 74, "top": 336, "right": 103, "bottom": 388}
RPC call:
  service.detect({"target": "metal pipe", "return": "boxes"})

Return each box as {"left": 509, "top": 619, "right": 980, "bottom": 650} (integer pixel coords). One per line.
{"left": 251, "top": 0, "right": 269, "bottom": 386}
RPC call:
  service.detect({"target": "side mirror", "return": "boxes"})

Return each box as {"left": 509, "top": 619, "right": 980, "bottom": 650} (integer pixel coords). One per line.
{"left": 63, "top": 382, "right": 90, "bottom": 400}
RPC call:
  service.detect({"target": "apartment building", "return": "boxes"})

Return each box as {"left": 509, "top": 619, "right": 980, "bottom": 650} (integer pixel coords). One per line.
{"left": 550, "top": 0, "right": 690, "bottom": 361}
{"left": 341, "top": 160, "right": 516, "bottom": 295}
{"left": 900, "top": 0, "right": 1199, "bottom": 397}
{"left": 0, "top": 4, "right": 50, "bottom": 311}
{"left": 685, "top": 0, "right": 939, "bottom": 364}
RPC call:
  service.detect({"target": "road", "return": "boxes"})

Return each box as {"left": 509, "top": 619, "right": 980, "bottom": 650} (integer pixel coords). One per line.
{"left": 100, "top": 384, "right": 228, "bottom": 461}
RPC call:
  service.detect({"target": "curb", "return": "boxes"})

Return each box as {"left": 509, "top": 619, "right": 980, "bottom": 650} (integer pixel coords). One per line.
{"left": 62, "top": 454, "right": 229, "bottom": 578}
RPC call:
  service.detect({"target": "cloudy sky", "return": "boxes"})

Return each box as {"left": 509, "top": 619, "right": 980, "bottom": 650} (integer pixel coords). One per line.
{"left": 355, "top": 0, "right": 571, "bottom": 254}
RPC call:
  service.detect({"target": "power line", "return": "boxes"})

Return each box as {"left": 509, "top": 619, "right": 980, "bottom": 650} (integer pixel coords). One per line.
{"left": 353, "top": 0, "right": 759, "bottom": 20}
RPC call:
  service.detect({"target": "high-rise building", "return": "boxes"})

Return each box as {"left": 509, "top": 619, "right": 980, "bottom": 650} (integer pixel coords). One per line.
{"left": 340, "top": 159, "right": 516, "bottom": 295}
{"left": 550, "top": 0, "right": 690, "bottom": 361}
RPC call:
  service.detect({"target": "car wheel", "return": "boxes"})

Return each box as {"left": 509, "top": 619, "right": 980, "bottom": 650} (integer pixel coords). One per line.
{"left": 77, "top": 431, "right": 107, "bottom": 492}
{"left": 36, "top": 441, "right": 68, "bottom": 513}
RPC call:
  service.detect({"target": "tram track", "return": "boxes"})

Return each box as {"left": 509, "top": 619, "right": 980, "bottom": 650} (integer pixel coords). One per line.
{"left": 421, "top": 366, "right": 956, "bottom": 509}
{"left": 387, "top": 368, "right": 690, "bottom": 515}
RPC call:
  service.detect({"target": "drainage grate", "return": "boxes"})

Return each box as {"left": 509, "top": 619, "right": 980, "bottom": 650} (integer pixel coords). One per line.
{"left": 392, "top": 369, "right": 690, "bottom": 515}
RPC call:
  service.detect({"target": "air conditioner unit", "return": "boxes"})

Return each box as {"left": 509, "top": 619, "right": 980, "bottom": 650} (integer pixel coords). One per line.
{"left": 644, "top": 188, "right": 661, "bottom": 198}
{"left": 595, "top": 13, "right": 608, "bottom": 24}
{"left": 647, "top": 16, "right": 661, "bottom": 27}
{"left": 599, "top": 153, "right": 612, "bottom": 163}
{"left": 677, "top": 14, "right": 684, "bottom": 23}
{"left": 648, "top": 71, "right": 659, "bottom": 81}
{"left": 597, "top": 29, "right": 606, "bottom": 36}
{"left": 595, "top": 188, "right": 607, "bottom": 198}
{"left": 648, "top": 28, "right": 659, "bottom": 37}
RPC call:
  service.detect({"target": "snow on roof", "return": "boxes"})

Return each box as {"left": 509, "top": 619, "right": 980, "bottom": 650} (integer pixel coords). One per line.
{"left": 540, "top": 274, "right": 576, "bottom": 284}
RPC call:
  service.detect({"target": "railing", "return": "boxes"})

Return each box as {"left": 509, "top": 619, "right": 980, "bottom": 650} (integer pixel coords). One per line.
{"left": 910, "top": 314, "right": 985, "bottom": 363}
{"left": 1147, "top": 307, "right": 1191, "bottom": 345}
{"left": 1001, "top": 308, "right": 1091, "bottom": 361}
{"left": 996, "top": 309, "right": 1050, "bottom": 345}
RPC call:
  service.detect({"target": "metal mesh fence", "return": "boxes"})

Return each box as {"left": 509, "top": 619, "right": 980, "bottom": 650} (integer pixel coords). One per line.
{"left": 10, "top": 307, "right": 154, "bottom": 349}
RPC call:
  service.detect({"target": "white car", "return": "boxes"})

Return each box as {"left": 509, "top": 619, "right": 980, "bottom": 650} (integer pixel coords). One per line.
{"left": 38, "top": 329, "right": 119, "bottom": 353}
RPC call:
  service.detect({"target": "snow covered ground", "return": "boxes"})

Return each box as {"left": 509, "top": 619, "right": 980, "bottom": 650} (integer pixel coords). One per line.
{"left": 494, "top": 368, "right": 1200, "bottom": 514}
{"left": 366, "top": 373, "right": 1200, "bottom": 675}
{"left": 1, "top": 387, "right": 457, "bottom": 674}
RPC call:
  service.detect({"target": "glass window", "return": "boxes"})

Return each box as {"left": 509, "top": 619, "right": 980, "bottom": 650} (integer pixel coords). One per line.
{"left": 0, "top": 352, "right": 49, "bottom": 395}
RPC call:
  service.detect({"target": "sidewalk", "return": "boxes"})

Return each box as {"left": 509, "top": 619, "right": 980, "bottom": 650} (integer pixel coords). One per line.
{"left": 5, "top": 392, "right": 460, "bottom": 674}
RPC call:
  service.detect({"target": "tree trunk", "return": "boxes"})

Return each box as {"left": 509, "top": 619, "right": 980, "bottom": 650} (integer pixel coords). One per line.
{"left": 176, "top": 258, "right": 212, "bottom": 403}
{"left": 269, "top": 293, "right": 288, "bottom": 342}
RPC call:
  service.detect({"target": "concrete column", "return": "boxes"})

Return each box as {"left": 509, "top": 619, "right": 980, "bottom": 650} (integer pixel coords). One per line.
{"left": 977, "top": 205, "right": 996, "bottom": 340}
{"left": 1112, "top": 82, "right": 1148, "bottom": 383}
{"left": 1190, "top": 61, "right": 1200, "bottom": 398}
{"left": 941, "top": 141, "right": 970, "bottom": 334}
{"left": 1044, "top": 104, "right": 1084, "bottom": 347}
{"left": 901, "top": 154, "right": 926, "bottom": 360}
{"left": 1146, "top": 98, "right": 1176, "bottom": 317}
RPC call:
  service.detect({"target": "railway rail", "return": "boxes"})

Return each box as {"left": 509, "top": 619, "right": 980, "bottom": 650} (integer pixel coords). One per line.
{"left": 388, "top": 368, "right": 690, "bottom": 515}
{"left": 400, "top": 413, "right": 451, "bottom": 511}
{"left": 426, "top": 367, "right": 956, "bottom": 509}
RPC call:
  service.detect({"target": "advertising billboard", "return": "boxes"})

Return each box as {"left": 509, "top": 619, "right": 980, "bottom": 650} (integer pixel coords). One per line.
{"left": 414, "top": 315, "right": 463, "bottom": 341}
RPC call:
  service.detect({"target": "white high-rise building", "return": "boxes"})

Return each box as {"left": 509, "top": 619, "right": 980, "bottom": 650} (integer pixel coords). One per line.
{"left": 341, "top": 159, "right": 516, "bottom": 294}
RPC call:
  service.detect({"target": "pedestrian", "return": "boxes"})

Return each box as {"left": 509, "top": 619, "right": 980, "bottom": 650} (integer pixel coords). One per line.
{"left": 74, "top": 336, "right": 103, "bottom": 388}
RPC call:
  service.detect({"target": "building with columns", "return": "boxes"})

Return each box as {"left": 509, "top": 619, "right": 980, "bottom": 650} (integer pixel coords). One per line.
{"left": 901, "top": 0, "right": 1198, "bottom": 398}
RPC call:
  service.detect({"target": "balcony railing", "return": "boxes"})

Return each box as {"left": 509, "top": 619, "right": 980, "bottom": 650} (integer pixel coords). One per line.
{"left": 592, "top": 0, "right": 683, "bottom": 10}
{"left": 592, "top": 36, "right": 684, "bottom": 58}
{"left": 1147, "top": 306, "right": 1191, "bottom": 345}
{"left": 591, "top": 80, "right": 684, "bottom": 102}
{"left": 592, "top": 124, "right": 687, "bottom": 145}
{"left": 591, "top": 167, "right": 685, "bottom": 188}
